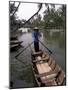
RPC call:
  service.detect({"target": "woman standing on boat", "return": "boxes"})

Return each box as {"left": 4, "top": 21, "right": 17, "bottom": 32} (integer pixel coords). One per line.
{"left": 32, "top": 27, "right": 41, "bottom": 52}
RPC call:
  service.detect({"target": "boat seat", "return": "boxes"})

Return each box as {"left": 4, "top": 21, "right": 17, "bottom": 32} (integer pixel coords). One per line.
{"left": 33, "top": 54, "right": 49, "bottom": 63}
{"left": 32, "top": 49, "right": 43, "bottom": 57}
{"left": 36, "top": 64, "right": 57, "bottom": 85}
{"left": 35, "top": 63, "right": 61, "bottom": 78}
{"left": 43, "top": 64, "right": 61, "bottom": 76}
{"left": 40, "top": 73, "right": 57, "bottom": 82}
{"left": 36, "top": 73, "right": 57, "bottom": 86}
{"left": 36, "top": 62, "right": 51, "bottom": 74}
{"left": 33, "top": 59, "right": 48, "bottom": 63}
{"left": 42, "top": 53, "right": 50, "bottom": 61}
{"left": 41, "top": 69, "right": 65, "bottom": 86}
{"left": 35, "top": 70, "right": 57, "bottom": 78}
{"left": 44, "top": 79, "right": 57, "bottom": 86}
{"left": 36, "top": 62, "right": 58, "bottom": 81}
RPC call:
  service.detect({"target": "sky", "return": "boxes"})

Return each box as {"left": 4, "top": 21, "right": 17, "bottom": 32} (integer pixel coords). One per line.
{"left": 16, "top": 3, "right": 38, "bottom": 20}
{"left": 12, "top": 2, "right": 62, "bottom": 20}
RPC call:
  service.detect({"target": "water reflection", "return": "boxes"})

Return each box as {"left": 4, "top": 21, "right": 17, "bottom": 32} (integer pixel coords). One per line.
{"left": 42, "top": 30, "right": 65, "bottom": 72}
{"left": 43, "top": 30, "right": 65, "bottom": 50}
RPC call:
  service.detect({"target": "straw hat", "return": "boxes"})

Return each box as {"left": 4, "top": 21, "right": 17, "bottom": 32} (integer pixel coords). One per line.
{"left": 34, "top": 27, "right": 39, "bottom": 30}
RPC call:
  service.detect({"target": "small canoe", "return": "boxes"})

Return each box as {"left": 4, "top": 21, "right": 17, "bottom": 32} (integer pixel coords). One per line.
{"left": 10, "top": 40, "right": 23, "bottom": 44}
{"left": 31, "top": 49, "right": 65, "bottom": 87}
{"left": 10, "top": 36, "right": 18, "bottom": 40}
{"left": 10, "top": 44, "right": 19, "bottom": 48}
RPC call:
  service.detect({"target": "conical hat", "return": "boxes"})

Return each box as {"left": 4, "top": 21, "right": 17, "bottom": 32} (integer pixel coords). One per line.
{"left": 34, "top": 27, "right": 39, "bottom": 30}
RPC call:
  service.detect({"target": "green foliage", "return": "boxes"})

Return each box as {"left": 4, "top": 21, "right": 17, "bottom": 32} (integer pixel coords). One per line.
{"left": 43, "top": 4, "right": 66, "bottom": 29}
{"left": 30, "top": 14, "right": 42, "bottom": 28}
{"left": 9, "top": 2, "right": 22, "bottom": 32}
{"left": 9, "top": 2, "right": 66, "bottom": 30}
{"left": 9, "top": 3, "right": 17, "bottom": 31}
{"left": 30, "top": 4, "right": 66, "bottom": 30}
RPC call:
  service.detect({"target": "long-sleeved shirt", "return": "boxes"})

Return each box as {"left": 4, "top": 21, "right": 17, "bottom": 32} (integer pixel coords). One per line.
{"left": 32, "top": 31, "right": 41, "bottom": 42}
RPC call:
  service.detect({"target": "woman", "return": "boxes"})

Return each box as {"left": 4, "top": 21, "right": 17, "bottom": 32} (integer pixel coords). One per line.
{"left": 32, "top": 27, "right": 41, "bottom": 52}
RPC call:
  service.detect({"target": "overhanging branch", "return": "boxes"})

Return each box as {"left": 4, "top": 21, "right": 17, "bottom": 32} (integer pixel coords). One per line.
{"left": 12, "top": 2, "right": 21, "bottom": 16}
{"left": 22, "top": 3, "right": 42, "bottom": 27}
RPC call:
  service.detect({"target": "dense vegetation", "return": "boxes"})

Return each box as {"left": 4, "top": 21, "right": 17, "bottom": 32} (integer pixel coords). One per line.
{"left": 9, "top": 2, "right": 66, "bottom": 32}
{"left": 31, "top": 4, "right": 66, "bottom": 29}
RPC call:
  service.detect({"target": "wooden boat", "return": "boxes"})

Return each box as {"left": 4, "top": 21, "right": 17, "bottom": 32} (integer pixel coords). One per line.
{"left": 10, "top": 40, "right": 23, "bottom": 45}
{"left": 10, "top": 44, "right": 19, "bottom": 48}
{"left": 10, "top": 36, "right": 18, "bottom": 40}
{"left": 10, "top": 39, "right": 23, "bottom": 51}
{"left": 31, "top": 49, "right": 65, "bottom": 87}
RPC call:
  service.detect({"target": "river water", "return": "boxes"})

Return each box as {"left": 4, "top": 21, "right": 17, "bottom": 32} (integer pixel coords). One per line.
{"left": 10, "top": 29, "right": 66, "bottom": 88}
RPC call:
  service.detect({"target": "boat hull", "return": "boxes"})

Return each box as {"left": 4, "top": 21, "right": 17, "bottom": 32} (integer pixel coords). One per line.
{"left": 31, "top": 49, "right": 65, "bottom": 87}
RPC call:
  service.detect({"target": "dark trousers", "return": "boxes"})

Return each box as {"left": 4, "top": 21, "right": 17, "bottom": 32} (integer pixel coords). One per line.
{"left": 34, "top": 41, "right": 39, "bottom": 52}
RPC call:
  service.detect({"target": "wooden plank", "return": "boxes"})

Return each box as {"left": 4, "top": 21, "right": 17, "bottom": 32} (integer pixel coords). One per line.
{"left": 53, "top": 64, "right": 61, "bottom": 72}
{"left": 41, "top": 77, "right": 56, "bottom": 83}
{"left": 40, "top": 74, "right": 57, "bottom": 86}
{"left": 42, "top": 53, "right": 49, "bottom": 60}
{"left": 56, "top": 70, "right": 65, "bottom": 85}
{"left": 36, "top": 63, "right": 44, "bottom": 74}
{"left": 35, "top": 59, "right": 61, "bottom": 78}
{"left": 32, "top": 66, "right": 41, "bottom": 87}
{"left": 44, "top": 79, "right": 57, "bottom": 86}
{"left": 10, "top": 40, "right": 23, "bottom": 44}
{"left": 48, "top": 58, "right": 52, "bottom": 66}
{"left": 35, "top": 71, "right": 57, "bottom": 78}
{"left": 33, "top": 53, "right": 49, "bottom": 64}
{"left": 10, "top": 40, "right": 18, "bottom": 43}
{"left": 38, "top": 64, "right": 60, "bottom": 76}
{"left": 50, "top": 60, "right": 56, "bottom": 70}
{"left": 39, "top": 73, "right": 57, "bottom": 84}
{"left": 43, "top": 63, "right": 51, "bottom": 72}
{"left": 10, "top": 36, "right": 17, "bottom": 40}
{"left": 32, "top": 49, "right": 43, "bottom": 56}
{"left": 32, "top": 51, "right": 65, "bottom": 86}
{"left": 36, "top": 62, "right": 52, "bottom": 81}
{"left": 33, "top": 57, "right": 48, "bottom": 63}
{"left": 35, "top": 64, "right": 61, "bottom": 78}
{"left": 36, "top": 62, "right": 51, "bottom": 74}
{"left": 10, "top": 44, "right": 19, "bottom": 48}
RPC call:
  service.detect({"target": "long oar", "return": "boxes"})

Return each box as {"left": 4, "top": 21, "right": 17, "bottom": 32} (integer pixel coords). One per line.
{"left": 39, "top": 40, "right": 52, "bottom": 54}
{"left": 15, "top": 41, "right": 34, "bottom": 59}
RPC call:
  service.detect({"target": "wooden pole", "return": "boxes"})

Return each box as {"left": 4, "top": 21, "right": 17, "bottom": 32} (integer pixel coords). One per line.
{"left": 15, "top": 41, "right": 34, "bottom": 58}
{"left": 39, "top": 40, "right": 52, "bottom": 54}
